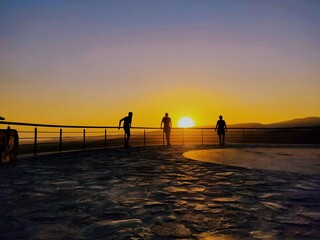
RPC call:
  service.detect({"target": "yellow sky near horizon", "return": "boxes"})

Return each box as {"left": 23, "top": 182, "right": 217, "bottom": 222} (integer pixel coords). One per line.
{"left": 2, "top": 83, "right": 319, "bottom": 128}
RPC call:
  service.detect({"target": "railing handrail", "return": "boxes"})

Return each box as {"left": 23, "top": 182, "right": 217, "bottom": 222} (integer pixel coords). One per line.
{"left": 1, "top": 121, "right": 319, "bottom": 130}
{"left": 1, "top": 120, "right": 319, "bottom": 157}
{"left": 0, "top": 121, "right": 116, "bottom": 129}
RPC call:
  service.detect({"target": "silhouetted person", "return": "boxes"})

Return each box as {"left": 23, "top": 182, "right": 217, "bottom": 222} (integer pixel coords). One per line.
{"left": 118, "top": 112, "right": 133, "bottom": 148}
{"left": 160, "top": 113, "right": 172, "bottom": 145}
{"left": 1, "top": 126, "right": 19, "bottom": 163}
{"left": 215, "top": 115, "right": 227, "bottom": 145}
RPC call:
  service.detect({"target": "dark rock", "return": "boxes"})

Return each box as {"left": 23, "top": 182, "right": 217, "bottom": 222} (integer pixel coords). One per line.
{"left": 151, "top": 222, "right": 192, "bottom": 237}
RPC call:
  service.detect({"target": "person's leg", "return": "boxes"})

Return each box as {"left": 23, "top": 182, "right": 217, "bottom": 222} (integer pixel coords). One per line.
{"left": 123, "top": 132, "right": 126, "bottom": 147}
{"left": 222, "top": 133, "right": 225, "bottom": 144}
{"left": 124, "top": 129, "right": 130, "bottom": 147}
{"left": 166, "top": 133, "right": 171, "bottom": 145}
{"left": 218, "top": 134, "right": 222, "bottom": 145}
{"left": 126, "top": 135, "right": 130, "bottom": 147}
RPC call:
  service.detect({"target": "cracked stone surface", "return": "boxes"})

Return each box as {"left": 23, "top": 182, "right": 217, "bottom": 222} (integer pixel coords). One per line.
{"left": 0, "top": 145, "right": 320, "bottom": 239}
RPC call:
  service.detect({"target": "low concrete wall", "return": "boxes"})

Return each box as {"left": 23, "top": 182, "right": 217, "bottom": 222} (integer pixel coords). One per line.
{"left": 0, "top": 128, "right": 19, "bottom": 164}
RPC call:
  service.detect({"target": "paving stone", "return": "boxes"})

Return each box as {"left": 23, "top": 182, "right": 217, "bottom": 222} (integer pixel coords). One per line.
{"left": 151, "top": 222, "right": 192, "bottom": 237}
{"left": 1, "top": 145, "right": 320, "bottom": 239}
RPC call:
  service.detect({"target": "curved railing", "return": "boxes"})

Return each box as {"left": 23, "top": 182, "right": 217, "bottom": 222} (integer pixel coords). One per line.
{"left": 1, "top": 121, "right": 320, "bottom": 156}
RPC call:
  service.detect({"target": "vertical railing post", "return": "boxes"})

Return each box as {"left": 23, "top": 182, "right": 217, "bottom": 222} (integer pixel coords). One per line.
{"left": 201, "top": 129, "right": 204, "bottom": 145}
{"left": 265, "top": 132, "right": 268, "bottom": 144}
{"left": 162, "top": 132, "right": 164, "bottom": 146}
{"left": 83, "top": 129, "right": 86, "bottom": 150}
{"left": 242, "top": 129, "right": 245, "bottom": 144}
{"left": 144, "top": 129, "right": 146, "bottom": 147}
{"left": 34, "top": 127, "right": 37, "bottom": 155}
{"left": 59, "top": 128, "right": 62, "bottom": 153}
{"left": 182, "top": 128, "right": 184, "bottom": 145}
{"left": 289, "top": 129, "right": 292, "bottom": 144}
{"left": 104, "top": 129, "right": 107, "bottom": 149}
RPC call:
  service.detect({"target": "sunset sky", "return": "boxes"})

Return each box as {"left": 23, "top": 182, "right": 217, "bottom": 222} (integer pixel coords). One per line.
{"left": 1, "top": 0, "right": 319, "bottom": 127}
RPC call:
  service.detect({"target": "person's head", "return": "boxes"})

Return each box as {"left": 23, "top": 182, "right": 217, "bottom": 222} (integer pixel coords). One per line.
{"left": 128, "top": 112, "right": 133, "bottom": 117}
{"left": 219, "top": 115, "right": 223, "bottom": 120}
{"left": 165, "top": 113, "right": 169, "bottom": 117}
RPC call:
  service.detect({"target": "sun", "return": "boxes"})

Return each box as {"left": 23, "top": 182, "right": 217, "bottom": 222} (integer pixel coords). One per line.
{"left": 178, "top": 117, "right": 195, "bottom": 128}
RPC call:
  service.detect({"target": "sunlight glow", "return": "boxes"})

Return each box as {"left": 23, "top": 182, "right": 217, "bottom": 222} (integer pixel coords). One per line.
{"left": 178, "top": 117, "right": 195, "bottom": 128}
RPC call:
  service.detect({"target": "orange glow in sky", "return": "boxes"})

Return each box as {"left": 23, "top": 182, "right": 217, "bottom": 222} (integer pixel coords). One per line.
{"left": 1, "top": 1, "right": 319, "bottom": 127}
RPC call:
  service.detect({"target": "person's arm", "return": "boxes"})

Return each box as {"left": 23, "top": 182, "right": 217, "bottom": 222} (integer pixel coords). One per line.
{"left": 118, "top": 118, "right": 123, "bottom": 130}
{"left": 215, "top": 121, "right": 218, "bottom": 131}
{"left": 225, "top": 121, "right": 227, "bottom": 132}
{"left": 160, "top": 118, "right": 163, "bottom": 129}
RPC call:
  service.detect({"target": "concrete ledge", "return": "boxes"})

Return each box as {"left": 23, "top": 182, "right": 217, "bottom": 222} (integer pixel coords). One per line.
{"left": 184, "top": 147, "right": 320, "bottom": 175}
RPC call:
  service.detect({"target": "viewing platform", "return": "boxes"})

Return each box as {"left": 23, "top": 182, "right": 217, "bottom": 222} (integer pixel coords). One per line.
{"left": 1, "top": 144, "right": 320, "bottom": 239}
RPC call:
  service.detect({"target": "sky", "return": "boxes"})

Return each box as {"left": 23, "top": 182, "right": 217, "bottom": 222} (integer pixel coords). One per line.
{"left": 1, "top": 0, "right": 320, "bottom": 127}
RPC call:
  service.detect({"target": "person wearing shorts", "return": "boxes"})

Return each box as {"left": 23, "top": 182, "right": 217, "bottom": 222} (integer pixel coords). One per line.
{"left": 118, "top": 112, "right": 133, "bottom": 148}
{"left": 160, "top": 113, "right": 172, "bottom": 145}
{"left": 215, "top": 115, "right": 227, "bottom": 145}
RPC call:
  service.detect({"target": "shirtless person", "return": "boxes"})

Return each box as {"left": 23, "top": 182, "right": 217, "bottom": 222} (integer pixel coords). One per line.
{"left": 160, "top": 113, "right": 172, "bottom": 145}
{"left": 215, "top": 115, "right": 227, "bottom": 145}
{"left": 118, "top": 112, "right": 133, "bottom": 148}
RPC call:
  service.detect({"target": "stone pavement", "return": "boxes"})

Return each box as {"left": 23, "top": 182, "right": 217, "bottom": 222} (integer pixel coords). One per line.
{"left": 1, "top": 145, "right": 320, "bottom": 240}
{"left": 184, "top": 147, "right": 320, "bottom": 175}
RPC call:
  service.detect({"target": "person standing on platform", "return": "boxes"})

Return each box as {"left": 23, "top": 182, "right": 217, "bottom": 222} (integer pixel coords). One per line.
{"left": 118, "top": 112, "right": 133, "bottom": 148}
{"left": 215, "top": 115, "right": 227, "bottom": 145}
{"left": 160, "top": 113, "right": 172, "bottom": 145}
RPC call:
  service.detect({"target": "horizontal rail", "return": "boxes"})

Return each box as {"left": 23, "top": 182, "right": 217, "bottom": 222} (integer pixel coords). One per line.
{"left": 1, "top": 121, "right": 319, "bottom": 157}
{"left": 1, "top": 121, "right": 319, "bottom": 130}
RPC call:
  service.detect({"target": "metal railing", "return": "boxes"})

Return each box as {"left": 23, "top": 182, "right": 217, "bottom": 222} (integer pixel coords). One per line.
{"left": 1, "top": 121, "right": 319, "bottom": 156}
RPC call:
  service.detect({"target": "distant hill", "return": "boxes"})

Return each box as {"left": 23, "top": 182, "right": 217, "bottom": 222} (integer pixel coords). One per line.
{"left": 196, "top": 123, "right": 264, "bottom": 128}
{"left": 228, "top": 123, "right": 263, "bottom": 128}
{"left": 197, "top": 117, "right": 320, "bottom": 128}
{"left": 265, "top": 117, "right": 320, "bottom": 128}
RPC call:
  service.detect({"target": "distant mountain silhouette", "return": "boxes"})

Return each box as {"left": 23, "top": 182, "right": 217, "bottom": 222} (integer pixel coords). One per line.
{"left": 228, "top": 123, "right": 263, "bottom": 128}
{"left": 199, "top": 117, "right": 320, "bottom": 128}
{"left": 264, "top": 117, "right": 320, "bottom": 127}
